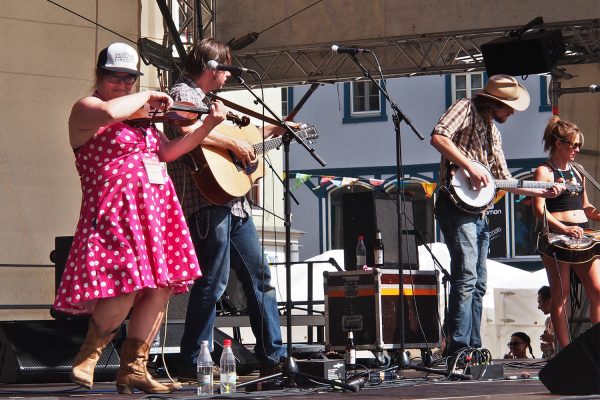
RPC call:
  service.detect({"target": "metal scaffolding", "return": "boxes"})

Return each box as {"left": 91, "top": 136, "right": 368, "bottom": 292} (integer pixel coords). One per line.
{"left": 230, "top": 19, "right": 600, "bottom": 87}
{"left": 161, "top": 2, "right": 599, "bottom": 88}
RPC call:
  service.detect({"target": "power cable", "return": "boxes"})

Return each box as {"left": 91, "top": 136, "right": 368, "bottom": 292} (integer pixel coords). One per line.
{"left": 46, "top": 0, "right": 136, "bottom": 44}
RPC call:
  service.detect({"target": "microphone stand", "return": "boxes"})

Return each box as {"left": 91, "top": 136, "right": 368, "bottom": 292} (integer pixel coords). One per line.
{"left": 231, "top": 73, "right": 356, "bottom": 392}
{"left": 345, "top": 52, "right": 424, "bottom": 370}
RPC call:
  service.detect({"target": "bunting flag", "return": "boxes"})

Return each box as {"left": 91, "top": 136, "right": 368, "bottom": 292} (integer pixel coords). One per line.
{"left": 420, "top": 182, "right": 437, "bottom": 198}
{"left": 292, "top": 172, "right": 437, "bottom": 197}
{"left": 341, "top": 177, "right": 358, "bottom": 187}
{"left": 369, "top": 178, "right": 385, "bottom": 186}
{"left": 493, "top": 190, "right": 506, "bottom": 204}
{"left": 320, "top": 176, "right": 334, "bottom": 186}
{"left": 294, "top": 173, "right": 312, "bottom": 189}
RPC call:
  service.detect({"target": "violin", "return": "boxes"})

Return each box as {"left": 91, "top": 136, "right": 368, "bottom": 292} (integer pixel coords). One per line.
{"left": 125, "top": 100, "right": 251, "bottom": 129}
{"left": 125, "top": 101, "right": 205, "bottom": 127}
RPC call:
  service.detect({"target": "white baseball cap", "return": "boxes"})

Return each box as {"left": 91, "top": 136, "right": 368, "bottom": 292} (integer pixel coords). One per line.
{"left": 97, "top": 43, "right": 143, "bottom": 76}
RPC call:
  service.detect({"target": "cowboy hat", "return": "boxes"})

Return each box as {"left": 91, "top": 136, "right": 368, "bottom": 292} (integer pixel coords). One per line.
{"left": 475, "top": 74, "right": 529, "bottom": 111}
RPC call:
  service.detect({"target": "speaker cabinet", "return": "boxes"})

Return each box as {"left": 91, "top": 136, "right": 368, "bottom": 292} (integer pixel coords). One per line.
{"left": 539, "top": 323, "right": 600, "bottom": 395}
{"left": 481, "top": 30, "right": 565, "bottom": 76}
{"left": 51, "top": 236, "right": 74, "bottom": 295}
{"left": 324, "top": 269, "right": 440, "bottom": 350}
{"left": 343, "top": 192, "right": 419, "bottom": 270}
{"left": 157, "top": 293, "right": 256, "bottom": 374}
{"left": 212, "top": 328, "right": 258, "bottom": 375}
{"left": 0, "top": 319, "right": 119, "bottom": 383}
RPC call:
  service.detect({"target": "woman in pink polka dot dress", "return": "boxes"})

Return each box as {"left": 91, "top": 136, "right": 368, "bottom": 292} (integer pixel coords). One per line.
{"left": 52, "top": 43, "right": 227, "bottom": 394}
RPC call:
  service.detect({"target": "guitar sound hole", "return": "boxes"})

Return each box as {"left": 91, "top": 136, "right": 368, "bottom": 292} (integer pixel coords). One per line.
{"left": 228, "top": 150, "right": 258, "bottom": 175}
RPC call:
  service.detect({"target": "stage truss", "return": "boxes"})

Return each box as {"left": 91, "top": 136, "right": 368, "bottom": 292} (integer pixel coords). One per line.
{"left": 165, "top": 1, "right": 599, "bottom": 88}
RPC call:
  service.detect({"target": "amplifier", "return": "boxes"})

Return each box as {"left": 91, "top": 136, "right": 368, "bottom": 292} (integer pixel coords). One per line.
{"left": 296, "top": 359, "right": 345, "bottom": 384}
{"left": 324, "top": 269, "right": 440, "bottom": 351}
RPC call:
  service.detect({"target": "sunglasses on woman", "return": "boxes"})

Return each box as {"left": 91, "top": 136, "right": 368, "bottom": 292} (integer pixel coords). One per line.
{"left": 564, "top": 141, "right": 583, "bottom": 150}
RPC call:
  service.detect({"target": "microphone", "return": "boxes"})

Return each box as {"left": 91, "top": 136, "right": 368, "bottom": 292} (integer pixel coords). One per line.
{"left": 331, "top": 45, "right": 370, "bottom": 55}
{"left": 207, "top": 60, "right": 254, "bottom": 74}
{"left": 590, "top": 84, "right": 600, "bottom": 93}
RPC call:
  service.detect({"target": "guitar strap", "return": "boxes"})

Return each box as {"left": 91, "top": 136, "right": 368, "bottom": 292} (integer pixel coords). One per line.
{"left": 572, "top": 162, "right": 600, "bottom": 192}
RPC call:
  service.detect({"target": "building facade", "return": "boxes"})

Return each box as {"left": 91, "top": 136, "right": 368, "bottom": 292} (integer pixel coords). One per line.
{"left": 288, "top": 72, "right": 560, "bottom": 270}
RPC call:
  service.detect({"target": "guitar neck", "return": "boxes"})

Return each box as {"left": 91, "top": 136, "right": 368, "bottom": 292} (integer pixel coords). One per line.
{"left": 252, "top": 128, "right": 312, "bottom": 155}
{"left": 496, "top": 180, "right": 553, "bottom": 190}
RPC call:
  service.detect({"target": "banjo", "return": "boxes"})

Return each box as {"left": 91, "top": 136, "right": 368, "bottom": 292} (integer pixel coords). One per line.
{"left": 445, "top": 160, "right": 582, "bottom": 214}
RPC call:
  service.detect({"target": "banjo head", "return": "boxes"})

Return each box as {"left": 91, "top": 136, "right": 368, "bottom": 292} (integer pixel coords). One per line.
{"left": 448, "top": 161, "right": 496, "bottom": 212}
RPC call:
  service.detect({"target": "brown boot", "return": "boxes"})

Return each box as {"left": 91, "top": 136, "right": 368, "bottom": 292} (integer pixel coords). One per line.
{"left": 70, "top": 319, "right": 119, "bottom": 389}
{"left": 116, "top": 338, "right": 181, "bottom": 394}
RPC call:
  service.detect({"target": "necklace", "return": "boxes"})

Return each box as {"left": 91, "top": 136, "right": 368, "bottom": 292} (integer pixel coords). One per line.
{"left": 548, "top": 160, "right": 574, "bottom": 180}
{"left": 548, "top": 160, "right": 580, "bottom": 197}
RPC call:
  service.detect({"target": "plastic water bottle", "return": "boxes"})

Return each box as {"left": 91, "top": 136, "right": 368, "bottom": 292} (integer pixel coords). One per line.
{"left": 219, "top": 339, "right": 236, "bottom": 393}
{"left": 355, "top": 235, "right": 367, "bottom": 270}
{"left": 197, "top": 340, "right": 213, "bottom": 395}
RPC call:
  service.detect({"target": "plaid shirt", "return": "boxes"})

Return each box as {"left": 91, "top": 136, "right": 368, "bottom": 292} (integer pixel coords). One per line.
{"left": 165, "top": 75, "right": 250, "bottom": 219}
{"left": 432, "top": 98, "right": 511, "bottom": 185}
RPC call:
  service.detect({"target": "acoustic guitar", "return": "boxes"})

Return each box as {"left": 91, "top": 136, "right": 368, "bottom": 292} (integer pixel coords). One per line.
{"left": 445, "top": 160, "right": 582, "bottom": 214}
{"left": 189, "top": 123, "right": 318, "bottom": 205}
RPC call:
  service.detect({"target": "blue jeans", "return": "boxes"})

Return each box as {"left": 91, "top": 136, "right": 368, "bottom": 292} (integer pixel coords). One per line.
{"left": 434, "top": 192, "right": 489, "bottom": 355}
{"left": 178, "top": 206, "right": 286, "bottom": 373}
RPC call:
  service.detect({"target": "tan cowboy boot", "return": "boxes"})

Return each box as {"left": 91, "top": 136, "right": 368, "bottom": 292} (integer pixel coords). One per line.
{"left": 116, "top": 338, "right": 182, "bottom": 394}
{"left": 70, "top": 319, "right": 119, "bottom": 389}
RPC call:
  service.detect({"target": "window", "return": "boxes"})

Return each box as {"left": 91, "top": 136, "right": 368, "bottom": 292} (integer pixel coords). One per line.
{"left": 539, "top": 75, "right": 552, "bottom": 112}
{"left": 343, "top": 81, "right": 388, "bottom": 123}
{"left": 451, "top": 72, "right": 484, "bottom": 103}
{"left": 352, "top": 81, "right": 381, "bottom": 115}
{"left": 511, "top": 173, "right": 541, "bottom": 258}
{"left": 281, "top": 87, "right": 293, "bottom": 118}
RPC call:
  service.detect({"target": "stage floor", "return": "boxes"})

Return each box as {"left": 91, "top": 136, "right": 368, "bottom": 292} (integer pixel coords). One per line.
{"left": 0, "top": 359, "right": 569, "bottom": 400}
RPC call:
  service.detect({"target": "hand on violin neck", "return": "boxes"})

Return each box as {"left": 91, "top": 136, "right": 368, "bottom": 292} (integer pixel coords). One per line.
{"left": 146, "top": 90, "right": 173, "bottom": 112}
{"left": 202, "top": 99, "right": 227, "bottom": 130}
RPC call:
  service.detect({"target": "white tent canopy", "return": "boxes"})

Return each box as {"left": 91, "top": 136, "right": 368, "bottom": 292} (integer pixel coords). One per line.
{"left": 268, "top": 243, "right": 549, "bottom": 358}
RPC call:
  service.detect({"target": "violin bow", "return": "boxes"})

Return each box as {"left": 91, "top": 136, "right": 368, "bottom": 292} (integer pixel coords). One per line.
{"left": 208, "top": 93, "right": 280, "bottom": 125}
{"left": 209, "top": 82, "right": 320, "bottom": 126}
{"left": 284, "top": 83, "right": 320, "bottom": 122}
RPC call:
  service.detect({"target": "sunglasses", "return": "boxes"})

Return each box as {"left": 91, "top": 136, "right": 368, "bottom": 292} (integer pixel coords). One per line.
{"left": 106, "top": 74, "right": 137, "bottom": 85}
{"left": 564, "top": 141, "right": 583, "bottom": 150}
{"left": 507, "top": 342, "right": 526, "bottom": 347}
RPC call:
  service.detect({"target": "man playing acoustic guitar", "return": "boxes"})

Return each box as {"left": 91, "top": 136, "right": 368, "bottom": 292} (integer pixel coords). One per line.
{"left": 430, "top": 75, "right": 563, "bottom": 358}
{"left": 165, "top": 38, "right": 292, "bottom": 380}
{"left": 533, "top": 116, "right": 600, "bottom": 352}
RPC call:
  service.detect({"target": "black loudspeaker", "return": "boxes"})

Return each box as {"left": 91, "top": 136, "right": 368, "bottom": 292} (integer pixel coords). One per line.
{"left": 211, "top": 328, "right": 258, "bottom": 375}
{"left": 0, "top": 319, "right": 119, "bottom": 383}
{"left": 153, "top": 319, "right": 258, "bottom": 376}
{"left": 50, "top": 236, "right": 74, "bottom": 295}
{"left": 481, "top": 30, "right": 565, "bottom": 76}
{"left": 539, "top": 323, "right": 600, "bottom": 395}
{"left": 343, "top": 192, "right": 419, "bottom": 270}
{"left": 158, "top": 291, "right": 254, "bottom": 374}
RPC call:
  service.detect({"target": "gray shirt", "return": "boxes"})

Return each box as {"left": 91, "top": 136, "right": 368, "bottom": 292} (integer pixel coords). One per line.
{"left": 165, "top": 74, "right": 251, "bottom": 219}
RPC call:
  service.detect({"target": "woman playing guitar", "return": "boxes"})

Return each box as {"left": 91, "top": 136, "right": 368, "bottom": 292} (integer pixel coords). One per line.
{"left": 533, "top": 116, "right": 600, "bottom": 351}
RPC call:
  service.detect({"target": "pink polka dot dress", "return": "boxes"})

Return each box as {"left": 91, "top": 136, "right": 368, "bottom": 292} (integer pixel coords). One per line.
{"left": 53, "top": 120, "right": 201, "bottom": 315}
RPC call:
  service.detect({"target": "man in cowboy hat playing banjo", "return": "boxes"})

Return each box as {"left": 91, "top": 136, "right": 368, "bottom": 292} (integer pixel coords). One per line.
{"left": 430, "top": 75, "right": 563, "bottom": 358}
